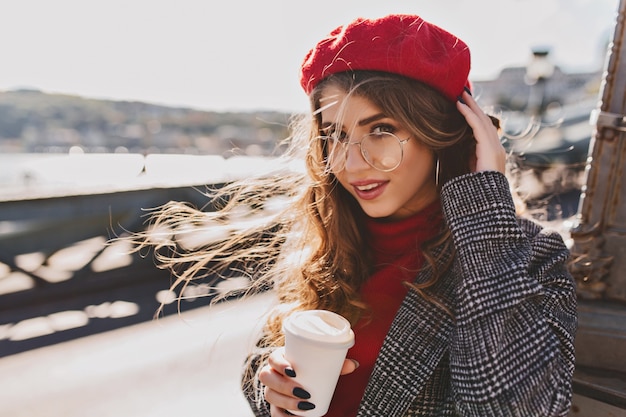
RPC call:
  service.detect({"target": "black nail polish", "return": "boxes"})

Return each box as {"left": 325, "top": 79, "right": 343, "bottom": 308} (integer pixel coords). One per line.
{"left": 293, "top": 387, "right": 311, "bottom": 399}
{"left": 457, "top": 95, "right": 466, "bottom": 105}
{"left": 298, "top": 401, "right": 316, "bottom": 411}
{"left": 285, "top": 367, "right": 296, "bottom": 378}
{"left": 464, "top": 86, "right": 472, "bottom": 95}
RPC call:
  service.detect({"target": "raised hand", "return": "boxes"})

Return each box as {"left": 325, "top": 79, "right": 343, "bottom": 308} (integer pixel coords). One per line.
{"left": 456, "top": 90, "right": 506, "bottom": 174}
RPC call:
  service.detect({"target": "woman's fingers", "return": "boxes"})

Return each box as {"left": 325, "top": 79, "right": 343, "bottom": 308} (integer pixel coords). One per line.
{"left": 261, "top": 348, "right": 316, "bottom": 416}
{"left": 259, "top": 363, "right": 297, "bottom": 397}
{"left": 340, "top": 358, "right": 360, "bottom": 375}
{"left": 267, "top": 347, "right": 296, "bottom": 378}
{"left": 260, "top": 365, "right": 315, "bottom": 416}
{"left": 456, "top": 90, "right": 506, "bottom": 173}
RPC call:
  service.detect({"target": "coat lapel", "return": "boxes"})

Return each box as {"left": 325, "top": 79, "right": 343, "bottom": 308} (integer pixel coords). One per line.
{"left": 357, "top": 245, "right": 456, "bottom": 416}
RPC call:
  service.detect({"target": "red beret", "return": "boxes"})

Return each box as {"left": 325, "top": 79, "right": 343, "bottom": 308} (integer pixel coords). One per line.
{"left": 300, "top": 14, "right": 471, "bottom": 102}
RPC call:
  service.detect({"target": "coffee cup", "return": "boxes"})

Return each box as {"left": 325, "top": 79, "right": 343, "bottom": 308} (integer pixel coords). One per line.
{"left": 282, "top": 309, "right": 355, "bottom": 416}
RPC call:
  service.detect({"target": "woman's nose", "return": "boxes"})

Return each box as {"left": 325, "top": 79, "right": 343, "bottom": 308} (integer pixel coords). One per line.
{"left": 343, "top": 142, "right": 369, "bottom": 172}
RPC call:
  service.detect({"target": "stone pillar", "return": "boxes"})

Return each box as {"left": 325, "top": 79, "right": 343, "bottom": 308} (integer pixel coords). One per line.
{"left": 569, "top": 0, "right": 626, "bottom": 381}
{"left": 570, "top": 0, "right": 626, "bottom": 304}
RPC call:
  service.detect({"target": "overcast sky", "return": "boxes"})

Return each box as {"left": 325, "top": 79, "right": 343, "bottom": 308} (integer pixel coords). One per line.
{"left": 0, "top": 0, "right": 619, "bottom": 113}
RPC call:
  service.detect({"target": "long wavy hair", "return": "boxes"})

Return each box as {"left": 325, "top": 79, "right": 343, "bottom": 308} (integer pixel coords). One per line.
{"left": 130, "top": 70, "right": 499, "bottom": 348}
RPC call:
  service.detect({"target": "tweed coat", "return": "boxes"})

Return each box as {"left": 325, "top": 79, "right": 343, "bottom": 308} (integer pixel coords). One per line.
{"left": 242, "top": 171, "right": 577, "bottom": 417}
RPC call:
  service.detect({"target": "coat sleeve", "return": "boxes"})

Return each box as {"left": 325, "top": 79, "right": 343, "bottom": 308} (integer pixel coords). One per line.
{"left": 241, "top": 341, "right": 273, "bottom": 417}
{"left": 440, "top": 171, "right": 577, "bottom": 417}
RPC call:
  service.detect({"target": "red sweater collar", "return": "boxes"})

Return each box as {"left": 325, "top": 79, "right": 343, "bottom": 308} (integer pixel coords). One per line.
{"left": 364, "top": 200, "right": 443, "bottom": 266}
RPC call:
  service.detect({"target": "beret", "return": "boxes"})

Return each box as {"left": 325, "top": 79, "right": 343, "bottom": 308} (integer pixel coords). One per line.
{"left": 300, "top": 14, "right": 471, "bottom": 102}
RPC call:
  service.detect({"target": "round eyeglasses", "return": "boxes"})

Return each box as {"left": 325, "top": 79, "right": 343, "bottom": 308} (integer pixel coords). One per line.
{"left": 317, "top": 131, "right": 411, "bottom": 172}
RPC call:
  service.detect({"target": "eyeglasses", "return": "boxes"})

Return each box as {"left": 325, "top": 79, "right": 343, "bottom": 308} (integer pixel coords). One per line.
{"left": 317, "top": 131, "right": 411, "bottom": 172}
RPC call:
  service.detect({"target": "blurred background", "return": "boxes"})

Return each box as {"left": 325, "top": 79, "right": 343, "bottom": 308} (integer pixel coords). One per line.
{"left": 0, "top": 0, "right": 623, "bottom": 416}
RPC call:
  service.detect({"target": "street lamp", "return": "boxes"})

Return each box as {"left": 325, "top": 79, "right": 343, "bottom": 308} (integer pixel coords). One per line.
{"left": 525, "top": 47, "right": 555, "bottom": 117}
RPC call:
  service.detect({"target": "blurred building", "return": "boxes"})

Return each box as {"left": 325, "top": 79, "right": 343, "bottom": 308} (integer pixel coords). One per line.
{"left": 473, "top": 49, "right": 602, "bottom": 113}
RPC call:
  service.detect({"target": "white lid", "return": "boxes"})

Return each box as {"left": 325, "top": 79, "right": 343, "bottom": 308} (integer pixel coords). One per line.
{"left": 283, "top": 310, "right": 354, "bottom": 347}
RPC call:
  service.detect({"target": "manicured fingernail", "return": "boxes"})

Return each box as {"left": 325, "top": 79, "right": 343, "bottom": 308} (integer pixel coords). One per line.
{"left": 457, "top": 95, "right": 466, "bottom": 105}
{"left": 298, "top": 401, "right": 316, "bottom": 411}
{"left": 285, "top": 367, "right": 296, "bottom": 378}
{"left": 293, "top": 387, "right": 311, "bottom": 399}
{"left": 464, "top": 86, "right": 472, "bottom": 95}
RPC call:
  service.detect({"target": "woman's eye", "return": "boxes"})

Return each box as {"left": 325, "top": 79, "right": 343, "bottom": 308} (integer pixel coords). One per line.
{"left": 371, "top": 124, "right": 396, "bottom": 135}
{"left": 328, "top": 131, "right": 348, "bottom": 143}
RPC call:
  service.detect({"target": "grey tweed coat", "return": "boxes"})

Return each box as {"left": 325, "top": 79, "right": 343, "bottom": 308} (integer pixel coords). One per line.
{"left": 243, "top": 171, "right": 577, "bottom": 417}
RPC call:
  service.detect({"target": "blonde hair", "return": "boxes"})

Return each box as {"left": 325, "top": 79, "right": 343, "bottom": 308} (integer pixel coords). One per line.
{"left": 129, "top": 71, "right": 501, "bottom": 348}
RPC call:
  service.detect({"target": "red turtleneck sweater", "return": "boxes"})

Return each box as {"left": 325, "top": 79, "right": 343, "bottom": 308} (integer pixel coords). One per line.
{"left": 324, "top": 201, "right": 443, "bottom": 417}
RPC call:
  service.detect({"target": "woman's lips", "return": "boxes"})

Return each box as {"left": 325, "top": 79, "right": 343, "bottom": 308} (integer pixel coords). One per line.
{"left": 351, "top": 180, "right": 388, "bottom": 200}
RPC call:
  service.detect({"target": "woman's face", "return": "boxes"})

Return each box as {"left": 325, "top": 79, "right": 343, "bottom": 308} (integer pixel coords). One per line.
{"left": 319, "top": 86, "right": 438, "bottom": 220}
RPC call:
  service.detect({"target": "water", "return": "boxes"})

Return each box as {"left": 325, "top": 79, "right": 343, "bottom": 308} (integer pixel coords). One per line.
{"left": 0, "top": 153, "right": 285, "bottom": 201}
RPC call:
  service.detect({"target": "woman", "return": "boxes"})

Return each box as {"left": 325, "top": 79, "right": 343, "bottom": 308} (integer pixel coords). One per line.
{"left": 140, "top": 14, "right": 576, "bottom": 417}
{"left": 241, "top": 14, "right": 576, "bottom": 416}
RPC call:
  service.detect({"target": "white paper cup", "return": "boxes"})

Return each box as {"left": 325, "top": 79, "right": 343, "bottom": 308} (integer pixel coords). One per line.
{"left": 282, "top": 310, "right": 355, "bottom": 416}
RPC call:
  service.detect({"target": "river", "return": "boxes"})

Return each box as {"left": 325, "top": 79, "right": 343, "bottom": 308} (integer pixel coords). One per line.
{"left": 0, "top": 152, "right": 287, "bottom": 201}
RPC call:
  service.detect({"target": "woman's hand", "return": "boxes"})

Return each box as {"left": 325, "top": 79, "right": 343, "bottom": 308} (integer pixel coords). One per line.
{"left": 260, "top": 347, "right": 314, "bottom": 416}
{"left": 259, "top": 348, "right": 359, "bottom": 416}
{"left": 456, "top": 90, "right": 506, "bottom": 174}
